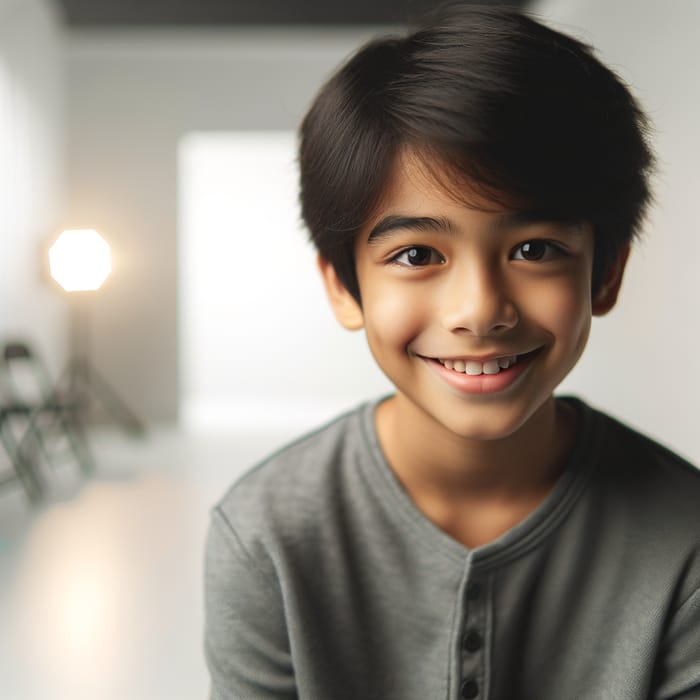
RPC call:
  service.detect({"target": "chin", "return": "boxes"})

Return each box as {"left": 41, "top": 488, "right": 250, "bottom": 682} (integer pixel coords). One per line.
{"left": 446, "top": 419, "right": 528, "bottom": 443}
{"left": 426, "top": 407, "right": 527, "bottom": 443}
{"left": 427, "top": 392, "right": 556, "bottom": 443}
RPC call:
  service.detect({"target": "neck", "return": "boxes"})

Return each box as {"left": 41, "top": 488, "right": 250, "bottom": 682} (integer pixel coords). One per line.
{"left": 375, "top": 395, "right": 576, "bottom": 506}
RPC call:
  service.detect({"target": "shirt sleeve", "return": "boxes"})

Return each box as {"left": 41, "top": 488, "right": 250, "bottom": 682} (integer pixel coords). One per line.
{"left": 652, "top": 586, "right": 700, "bottom": 699}
{"left": 204, "top": 507, "right": 298, "bottom": 700}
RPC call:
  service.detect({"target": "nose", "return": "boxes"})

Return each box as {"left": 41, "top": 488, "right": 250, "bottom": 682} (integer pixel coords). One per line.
{"left": 440, "top": 264, "right": 519, "bottom": 337}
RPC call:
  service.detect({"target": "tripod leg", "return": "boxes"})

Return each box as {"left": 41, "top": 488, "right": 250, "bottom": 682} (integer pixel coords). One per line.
{"left": 57, "top": 410, "right": 96, "bottom": 475}
{"left": 79, "top": 364, "right": 145, "bottom": 436}
{"left": 21, "top": 409, "right": 59, "bottom": 468}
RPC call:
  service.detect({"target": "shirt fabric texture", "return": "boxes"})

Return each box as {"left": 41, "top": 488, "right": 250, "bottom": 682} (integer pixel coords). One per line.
{"left": 204, "top": 397, "right": 700, "bottom": 700}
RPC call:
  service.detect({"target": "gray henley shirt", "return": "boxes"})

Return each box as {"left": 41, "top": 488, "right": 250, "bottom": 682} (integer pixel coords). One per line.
{"left": 204, "top": 397, "right": 700, "bottom": 699}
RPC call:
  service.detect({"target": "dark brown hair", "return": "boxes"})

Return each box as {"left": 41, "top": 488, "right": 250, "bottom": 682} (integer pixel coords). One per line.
{"left": 299, "top": 4, "right": 655, "bottom": 302}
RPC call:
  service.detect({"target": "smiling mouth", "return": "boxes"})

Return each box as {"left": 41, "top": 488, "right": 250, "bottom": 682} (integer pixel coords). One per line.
{"left": 433, "top": 349, "right": 540, "bottom": 376}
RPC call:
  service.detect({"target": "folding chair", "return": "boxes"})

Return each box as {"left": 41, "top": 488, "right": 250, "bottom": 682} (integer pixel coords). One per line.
{"left": 0, "top": 405, "right": 44, "bottom": 503}
{"left": 0, "top": 341, "right": 94, "bottom": 492}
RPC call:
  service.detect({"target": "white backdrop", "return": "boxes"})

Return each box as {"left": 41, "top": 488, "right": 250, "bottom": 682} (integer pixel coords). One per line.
{"left": 178, "top": 131, "right": 391, "bottom": 434}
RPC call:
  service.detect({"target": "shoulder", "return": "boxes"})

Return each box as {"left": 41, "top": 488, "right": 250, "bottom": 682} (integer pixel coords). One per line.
{"left": 586, "top": 402, "right": 700, "bottom": 526}
{"left": 566, "top": 402, "right": 700, "bottom": 616}
{"left": 211, "top": 400, "right": 377, "bottom": 559}
{"left": 593, "top": 405, "right": 698, "bottom": 481}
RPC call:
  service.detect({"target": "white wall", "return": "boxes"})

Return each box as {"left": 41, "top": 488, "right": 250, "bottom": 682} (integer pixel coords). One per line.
{"left": 533, "top": 0, "right": 700, "bottom": 463}
{"left": 65, "top": 28, "right": 379, "bottom": 422}
{"left": 0, "top": 0, "right": 67, "bottom": 376}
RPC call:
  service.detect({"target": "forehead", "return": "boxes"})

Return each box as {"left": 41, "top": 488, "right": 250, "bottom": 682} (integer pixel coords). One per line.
{"left": 361, "top": 150, "right": 584, "bottom": 244}
{"left": 374, "top": 150, "right": 506, "bottom": 217}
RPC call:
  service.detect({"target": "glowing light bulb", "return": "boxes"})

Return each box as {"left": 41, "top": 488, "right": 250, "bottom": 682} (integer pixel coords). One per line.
{"left": 49, "top": 229, "right": 112, "bottom": 292}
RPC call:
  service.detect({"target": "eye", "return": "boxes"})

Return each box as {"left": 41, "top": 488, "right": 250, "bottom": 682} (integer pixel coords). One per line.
{"left": 391, "top": 246, "right": 444, "bottom": 267}
{"left": 511, "top": 240, "right": 565, "bottom": 262}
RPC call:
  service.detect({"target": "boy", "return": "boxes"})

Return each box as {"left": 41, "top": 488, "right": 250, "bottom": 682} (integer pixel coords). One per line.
{"left": 205, "top": 5, "right": 700, "bottom": 699}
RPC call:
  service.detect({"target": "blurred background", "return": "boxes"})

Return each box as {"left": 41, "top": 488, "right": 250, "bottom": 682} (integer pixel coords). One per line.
{"left": 0, "top": 0, "right": 698, "bottom": 698}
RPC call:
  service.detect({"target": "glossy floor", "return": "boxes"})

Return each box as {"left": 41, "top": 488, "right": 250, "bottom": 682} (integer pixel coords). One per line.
{"left": 0, "top": 425, "right": 296, "bottom": 700}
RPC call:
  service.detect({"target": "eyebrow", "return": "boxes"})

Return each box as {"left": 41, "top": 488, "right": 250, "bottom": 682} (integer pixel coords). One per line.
{"left": 366, "top": 210, "right": 585, "bottom": 245}
{"left": 367, "top": 215, "right": 457, "bottom": 244}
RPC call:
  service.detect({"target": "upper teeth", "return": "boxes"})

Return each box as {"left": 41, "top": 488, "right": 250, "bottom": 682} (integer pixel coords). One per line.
{"left": 440, "top": 356, "right": 518, "bottom": 375}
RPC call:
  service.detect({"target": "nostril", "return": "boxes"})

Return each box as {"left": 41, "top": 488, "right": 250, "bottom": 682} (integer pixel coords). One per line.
{"left": 441, "top": 295, "right": 519, "bottom": 336}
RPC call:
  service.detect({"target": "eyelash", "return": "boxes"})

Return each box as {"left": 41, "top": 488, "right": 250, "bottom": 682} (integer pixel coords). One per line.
{"left": 388, "top": 240, "right": 567, "bottom": 267}
{"left": 389, "top": 246, "right": 445, "bottom": 267}
{"left": 511, "top": 240, "right": 568, "bottom": 262}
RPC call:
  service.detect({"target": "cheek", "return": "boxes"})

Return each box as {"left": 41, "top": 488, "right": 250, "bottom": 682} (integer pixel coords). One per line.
{"left": 363, "top": 282, "right": 428, "bottom": 347}
{"left": 526, "top": 278, "right": 592, "bottom": 349}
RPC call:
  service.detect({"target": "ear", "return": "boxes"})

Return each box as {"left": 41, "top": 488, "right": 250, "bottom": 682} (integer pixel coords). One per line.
{"left": 317, "top": 255, "right": 364, "bottom": 330}
{"left": 592, "top": 245, "right": 630, "bottom": 316}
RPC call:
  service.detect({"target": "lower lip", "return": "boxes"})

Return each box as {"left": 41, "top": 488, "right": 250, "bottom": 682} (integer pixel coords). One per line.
{"left": 423, "top": 351, "right": 539, "bottom": 395}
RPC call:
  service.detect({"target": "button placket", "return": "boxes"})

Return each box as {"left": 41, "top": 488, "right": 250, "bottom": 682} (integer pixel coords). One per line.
{"left": 459, "top": 577, "right": 486, "bottom": 698}
{"left": 466, "top": 582, "right": 481, "bottom": 601}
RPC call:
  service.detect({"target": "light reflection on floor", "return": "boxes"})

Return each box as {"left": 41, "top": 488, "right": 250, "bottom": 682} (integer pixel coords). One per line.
{"left": 0, "top": 426, "right": 294, "bottom": 700}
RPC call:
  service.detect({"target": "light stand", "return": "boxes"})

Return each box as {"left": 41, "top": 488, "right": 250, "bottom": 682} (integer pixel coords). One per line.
{"left": 50, "top": 229, "right": 145, "bottom": 437}
{"left": 63, "top": 291, "right": 145, "bottom": 437}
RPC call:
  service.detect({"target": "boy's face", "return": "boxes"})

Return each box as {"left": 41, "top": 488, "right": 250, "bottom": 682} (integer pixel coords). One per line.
{"left": 321, "top": 153, "right": 624, "bottom": 443}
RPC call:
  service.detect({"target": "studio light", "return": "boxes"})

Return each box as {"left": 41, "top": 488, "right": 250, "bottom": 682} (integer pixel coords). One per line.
{"left": 49, "top": 229, "right": 111, "bottom": 292}
{"left": 48, "top": 228, "right": 143, "bottom": 436}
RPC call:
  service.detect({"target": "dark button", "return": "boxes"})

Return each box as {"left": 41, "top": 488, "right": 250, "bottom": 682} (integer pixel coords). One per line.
{"left": 466, "top": 582, "right": 481, "bottom": 600}
{"left": 461, "top": 678, "right": 479, "bottom": 698}
{"left": 463, "top": 629, "right": 483, "bottom": 652}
